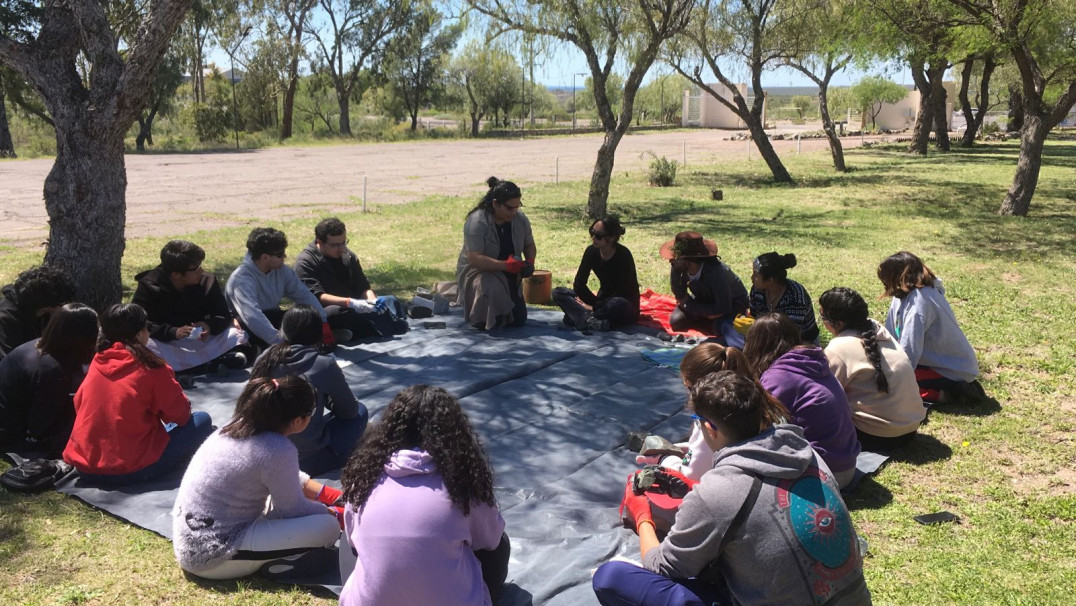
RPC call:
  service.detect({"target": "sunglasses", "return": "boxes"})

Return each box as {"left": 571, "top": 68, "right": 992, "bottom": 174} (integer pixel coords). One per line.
{"left": 690, "top": 413, "right": 714, "bottom": 430}
{"left": 324, "top": 239, "right": 349, "bottom": 249}
{"left": 589, "top": 229, "right": 610, "bottom": 239}
{"left": 500, "top": 201, "right": 523, "bottom": 210}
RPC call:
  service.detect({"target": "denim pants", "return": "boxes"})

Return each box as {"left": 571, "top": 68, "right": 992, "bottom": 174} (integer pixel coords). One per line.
{"left": 78, "top": 411, "right": 214, "bottom": 486}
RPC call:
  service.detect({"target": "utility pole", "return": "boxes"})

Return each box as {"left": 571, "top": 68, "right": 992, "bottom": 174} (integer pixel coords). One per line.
{"left": 226, "top": 26, "right": 252, "bottom": 150}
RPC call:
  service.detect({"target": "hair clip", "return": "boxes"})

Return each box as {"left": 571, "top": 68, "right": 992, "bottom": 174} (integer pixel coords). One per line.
{"left": 271, "top": 378, "right": 280, "bottom": 390}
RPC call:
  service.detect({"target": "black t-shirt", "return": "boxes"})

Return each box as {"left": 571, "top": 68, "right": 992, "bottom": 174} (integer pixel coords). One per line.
{"left": 572, "top": 243, "right": 640, "bottom": 308}
{"left": 496, "top": 222, "right": 514, "bottom": 261}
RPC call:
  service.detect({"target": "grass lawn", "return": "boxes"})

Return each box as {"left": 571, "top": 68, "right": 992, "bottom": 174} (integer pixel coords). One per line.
{"left": 1, "top": 138, "right": 1074, "bottom": 605}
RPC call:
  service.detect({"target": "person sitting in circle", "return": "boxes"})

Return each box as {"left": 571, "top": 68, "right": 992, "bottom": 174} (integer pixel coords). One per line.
{"left": 294, "top": 217, "right": 408, "bottom": 340}
{"left": 552, "top": 215, "right": 639, "bottom": 332}
{"left": 819, "top": 287, "right": 926, "bottom": 453}
{"left": 339, "top": 384, "right": 510, "bottom": 606}
{"left": 63, "top": 303, "right": 213, "bottom": 485}
{"left": 133, "top": 240, "right": 248, "bottom": 372}
{"left": 593, "top": 371, "right": 871, "bottom": 606}
{"left": 742, "top": 312, "right": 861, "bottom": 488}
{"left": 172, "top": 375, "right": 342, "bottom": 580}
{"left": 250, "top": 305, "right": 368, "bottom": 475}
{"left": 748, "top": 251, "right": 820, "bottom": 343}
{"left": 0, "top": 264, "right": 76, "bottom": 360}
{"left": 877, "top": 251, "right": 982, "bottom": 405}
{"left": 661, "top": 231, "right": 749, "bottom": 347}
{"left": 0, "top": 303, "right": 99, "bottom": 458}
{"left": 456, "top": 177, "right": 536, "bottom": 330}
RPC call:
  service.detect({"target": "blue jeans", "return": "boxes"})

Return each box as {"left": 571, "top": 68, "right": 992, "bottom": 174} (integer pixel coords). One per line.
{"left": 592, "top": 561, "right": 731, "bottom": 606}
{"left": 78, "top": 411, "right": 214, "bottom": 486}
{"left": 552, "top": 287, "right": 639, "bottom": 328}
{"left": 326, "top": 296, "right": 408, "bottom": 338}
{"left": 297, "top": 412, "right": 368, "bottom": 476}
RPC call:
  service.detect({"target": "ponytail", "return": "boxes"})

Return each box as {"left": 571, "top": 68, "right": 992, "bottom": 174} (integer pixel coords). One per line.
{"left": 819, "top": 287, "right": 889, "bottom": 394}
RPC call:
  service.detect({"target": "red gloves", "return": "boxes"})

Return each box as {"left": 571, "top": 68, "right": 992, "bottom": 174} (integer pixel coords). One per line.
{"left": 505, "top": 255, "right": 526, "bottom": 274}
{"left": 619, "top": 473, "right": 654, "bottom": 532}
{"left": 315, "top": 484, "right": 344, "bottom": 507}
{"left": 321, "top": 321, "right": 336, "bottom": 348}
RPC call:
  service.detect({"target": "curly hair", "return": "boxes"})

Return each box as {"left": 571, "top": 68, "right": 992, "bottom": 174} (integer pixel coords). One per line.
{"left": 741, "top": 312, "right": 802, "bottom": 377}
{"left": 341, "top": 385, "right": 496, "bottom": 516}
{"left": 246, "top": 227, "right": 288, "bottom": 259}
{"left": 314, "top": 217, "right": 347, "bottom": 243}
{"left": 819, "top": 287, "right": 889, "bottom": 393}
{"left": 11, "top": 264, "right": 76, "bottom": 313}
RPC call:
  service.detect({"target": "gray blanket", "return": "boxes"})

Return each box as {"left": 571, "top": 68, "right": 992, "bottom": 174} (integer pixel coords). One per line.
{"left": 50, "top": 309, "right": 887, "bottom": 604}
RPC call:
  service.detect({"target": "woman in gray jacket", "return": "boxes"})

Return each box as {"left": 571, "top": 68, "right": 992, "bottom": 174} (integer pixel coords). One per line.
{"left": 594, "top": 371, "right": 872, "bottom": 606}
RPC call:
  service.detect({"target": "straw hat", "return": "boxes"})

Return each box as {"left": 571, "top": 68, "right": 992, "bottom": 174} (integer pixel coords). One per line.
{"left": 659, "top": 231, "right": 718, "bottom": 260}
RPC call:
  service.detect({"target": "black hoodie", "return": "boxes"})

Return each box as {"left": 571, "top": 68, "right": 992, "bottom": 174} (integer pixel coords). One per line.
{"left": 131, "top": 267, "right": 232, "bottom": 342}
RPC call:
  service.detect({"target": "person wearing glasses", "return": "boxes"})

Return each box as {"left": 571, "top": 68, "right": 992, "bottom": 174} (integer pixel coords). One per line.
{"left": 225, "top": 227, "right": 328, "bottom": 350}
{"left": 132, "top": 240, "right": 249, "bottom": 372}
{"left": 456, "top": 177, "right": 536, "bottom": 330}
{"left": 294, "top": 217, "right": 408, "bottom": 340}
{"left": 594, "top": 371, "right": 871, "bottom": 606}
{"left": 552, "top": 216, "right": 639, "bottom": 332}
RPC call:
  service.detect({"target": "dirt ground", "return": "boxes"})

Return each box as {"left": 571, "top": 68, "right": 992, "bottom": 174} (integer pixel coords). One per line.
{"left": 0, "top": 129, "right": 879, "bottom": 249}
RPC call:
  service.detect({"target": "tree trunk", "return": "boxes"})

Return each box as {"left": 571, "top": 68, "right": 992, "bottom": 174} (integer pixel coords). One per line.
{"left": 43, "top": 121, "right": 127, "bottom": 311}
{"left": 999, "top": 114, "right": 1048, "bottom": 216}
{"left": 959, "top": 56, "right": 996, "bottom": 147}
{"left": 0, "top": 77, "right": 15, "bottom": 158}
{"left": 817, "top": 86, "right": 845, "bottom": 172}
{"left": 746, "top": 117, "right": 792, "bottom": 182}
{"left": 336, "top": 88, "right": 351, "bottom": 135}
{"left": 135, "top": 104, "right": 158, "bottom": 151}
{"left": 1007, "top": 83, "right": 1023, "bottom": 132}
{"left": 908, "top": 59, "right": 934, "bottom": 156}
{"left": 957, "top": 59, "right": 976, "bottom": 147}
{"left": 470, "top": 112, "right": 480, "bottom": 137}
{"left": 586, "top": 127, "right": 626, "bottom": 219}
{"left": 932, "top": 73, "right": 950, "bottom": 151}
{"left": 281, "top": 74, "right": 298, "bottom": 139}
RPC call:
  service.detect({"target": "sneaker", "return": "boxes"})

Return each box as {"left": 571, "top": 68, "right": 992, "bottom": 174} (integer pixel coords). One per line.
{"left": 584, "top": 315, "right": 610, "bottom": 332}
{"left": 332, "top": 328, "right": 353, "bottom": 343}
{"left": 219, "top": 351, "right": 247, "bottom": 370}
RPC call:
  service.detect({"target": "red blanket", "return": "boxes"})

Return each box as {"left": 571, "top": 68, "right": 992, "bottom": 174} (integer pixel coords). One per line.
{"left": 636, "top": 289, "right": 707, "bottom": 337}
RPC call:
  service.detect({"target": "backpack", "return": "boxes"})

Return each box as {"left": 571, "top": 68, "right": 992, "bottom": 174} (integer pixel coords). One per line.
{"left": 1, "top": 458, "right": 75, "bottom": 493}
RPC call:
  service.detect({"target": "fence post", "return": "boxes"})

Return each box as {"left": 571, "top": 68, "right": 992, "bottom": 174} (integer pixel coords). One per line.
{"left": 362, "top": 175, "right": 368, "bottom": 213}
{"left": 555, "top": 156, "right": 559, "bottom": 184}
{"left": 797, "top": 134, "right": 801, "bottom": 155}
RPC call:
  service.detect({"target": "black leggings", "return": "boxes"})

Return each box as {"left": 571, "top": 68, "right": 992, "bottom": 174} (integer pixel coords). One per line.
{"left": 475, "top": 532, "right": 512, "bottom": 602}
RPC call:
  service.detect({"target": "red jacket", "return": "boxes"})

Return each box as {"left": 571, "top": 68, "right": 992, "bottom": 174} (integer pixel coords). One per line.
{"left": 63, "top": 343, "right": 191, "bottom": 475}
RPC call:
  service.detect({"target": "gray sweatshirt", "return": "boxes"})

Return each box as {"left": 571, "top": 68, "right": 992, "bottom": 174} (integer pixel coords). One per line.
{"left": 224, "top": 253, "right": 326, "bottom": 345}
{"left": 884, "top": 279, "right": 978, "bottom": 382}
{"left": 255, "top": 344, "right": 364, "bottom": 456}
{"left": 644, "top": 424, "right": 872, "bottom": 605}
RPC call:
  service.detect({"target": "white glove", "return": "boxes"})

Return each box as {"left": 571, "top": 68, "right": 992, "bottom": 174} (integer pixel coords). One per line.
{"left": 635, "top": 454, "right": 661, "bottom": 466}
{"left": 349, "top": 298, "right": 376, "bottom": 313}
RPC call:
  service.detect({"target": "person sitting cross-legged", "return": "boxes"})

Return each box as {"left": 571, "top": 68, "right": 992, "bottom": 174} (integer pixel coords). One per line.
{"left": 250, "top": 305, "right": 369, "bottom": 476}
{"left": 552, "top": 215, "right": 640, "bottom": 333}
{"left": 661, "top": 231, "right": 750, "bottom": 348}
{"left": 593, "top": 372, "right": 872, "bottom": 606}
{"left": 133, "top": 240, "right": 248, "bottom": 372}
{"left": 294, "top": 217, "right": 408, "bottom": 340}
{"left": 225, "top": 227, "right": 333, "bottom": 351}
{"left": 0, "top": 264, "right": 76, "bottom": 361}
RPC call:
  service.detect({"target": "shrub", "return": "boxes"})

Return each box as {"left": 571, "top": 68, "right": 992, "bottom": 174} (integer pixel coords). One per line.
{"left": 646, "top": 152, "right": 678, "bottom": 187}
{"left": 982, "top": 121, "right": 1001, "bottom": 136}
{"left": 183, "top": 102, "right": 230, "bottom": 143}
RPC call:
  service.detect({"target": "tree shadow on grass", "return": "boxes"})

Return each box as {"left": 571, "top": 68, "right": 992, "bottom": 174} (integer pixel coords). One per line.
{"left": 925, "top": 395, "right": 1003, "bottom": 418}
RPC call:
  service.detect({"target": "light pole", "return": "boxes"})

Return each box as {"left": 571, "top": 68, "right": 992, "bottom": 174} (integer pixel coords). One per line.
{"left": 572, "top": 72, "right": 587, "bottom": 132}
{"left": 660, "top": 75, "right": 665, "bottom": 126}
{"left": 226, "top": 26, "right": 252, "bottom": 150}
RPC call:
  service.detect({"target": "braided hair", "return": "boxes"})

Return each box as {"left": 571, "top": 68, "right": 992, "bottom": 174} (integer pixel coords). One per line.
{"left": 819, "top": 287, "right": 889, "bottom": 393}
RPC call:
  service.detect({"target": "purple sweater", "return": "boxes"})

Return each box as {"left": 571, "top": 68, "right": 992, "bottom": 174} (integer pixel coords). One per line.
{"left": 760, "top": 348, "right": 861, "bottom": 474}
{"left": 340, "top": 449, "right": 505, "bottom": 606}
